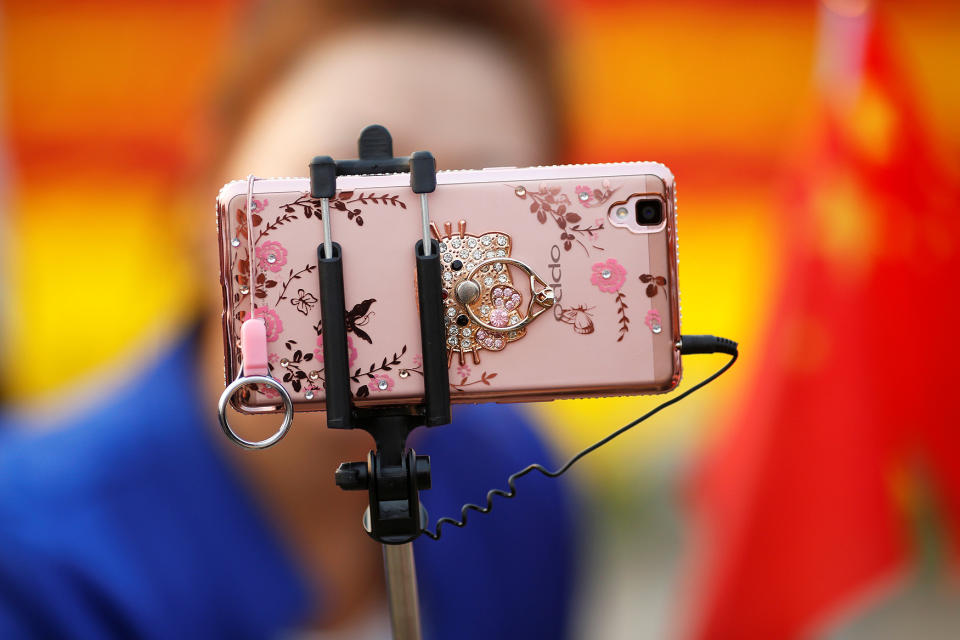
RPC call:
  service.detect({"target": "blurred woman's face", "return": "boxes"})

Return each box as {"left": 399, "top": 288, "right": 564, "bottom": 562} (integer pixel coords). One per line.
{"left": 223, "top": 21, "right": 551, "bottom": 179}
{"left": 207, "top": 21, "right": 554, "bottom": 629}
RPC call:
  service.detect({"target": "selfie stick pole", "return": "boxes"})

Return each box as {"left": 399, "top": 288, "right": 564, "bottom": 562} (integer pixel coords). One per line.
{"left": 312, "top": 125, "right": 449, "bottom": 640}
{"left": 383, "top": 543, "right": 422, "bottom": 639}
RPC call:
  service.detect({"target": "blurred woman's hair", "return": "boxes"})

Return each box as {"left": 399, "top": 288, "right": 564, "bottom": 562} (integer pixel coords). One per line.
{"left": 211, "top": 0, "right": 563, "bottom": 169}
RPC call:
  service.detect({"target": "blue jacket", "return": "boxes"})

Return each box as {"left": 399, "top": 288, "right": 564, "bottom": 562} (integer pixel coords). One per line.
{"left": 0, "top": 338, "right": 577, "bottom": 639}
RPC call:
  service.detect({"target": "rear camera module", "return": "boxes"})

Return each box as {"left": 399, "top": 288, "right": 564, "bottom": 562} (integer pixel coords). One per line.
{"left": 635, "top": 199, "right": 663, "bottom": 226}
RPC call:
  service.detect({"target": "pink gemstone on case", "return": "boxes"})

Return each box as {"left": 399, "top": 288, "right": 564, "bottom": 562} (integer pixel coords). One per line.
{"left": 494, "top": 339, "right": 503, "bottom": 348}
{"left": 488, "top": 286, "right": 523, "bottom": 327}
{"left": 489, "top": 309, "right": 509, "bottom": 327}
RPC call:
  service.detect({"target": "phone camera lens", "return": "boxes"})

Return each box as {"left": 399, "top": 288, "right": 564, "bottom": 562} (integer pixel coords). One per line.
{"left": 635, "top": 199, "right": 663, "bottom": 226}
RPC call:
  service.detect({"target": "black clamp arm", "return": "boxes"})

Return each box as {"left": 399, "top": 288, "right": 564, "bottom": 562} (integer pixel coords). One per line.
{"left": 313, "top": 125, "right": 449, "bottom": 544}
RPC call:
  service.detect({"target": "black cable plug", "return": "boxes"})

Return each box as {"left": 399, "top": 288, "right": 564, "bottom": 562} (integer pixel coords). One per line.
{"left": 680, "top": 334, "right": 738, "bottom": 356}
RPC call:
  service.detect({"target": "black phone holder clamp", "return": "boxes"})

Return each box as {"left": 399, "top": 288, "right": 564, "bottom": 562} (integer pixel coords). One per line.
{"left": 312, "top": 125, "right": 450, "bottom": 545}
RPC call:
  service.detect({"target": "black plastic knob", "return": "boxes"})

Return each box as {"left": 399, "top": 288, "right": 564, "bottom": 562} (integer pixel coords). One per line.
{"left": 335, "top": 461, "right": 369, "bottom": 491}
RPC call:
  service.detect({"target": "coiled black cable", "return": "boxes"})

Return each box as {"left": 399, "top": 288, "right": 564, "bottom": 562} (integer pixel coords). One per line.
{"left": 420, "top": 335, "right": 738, "bottom": 541}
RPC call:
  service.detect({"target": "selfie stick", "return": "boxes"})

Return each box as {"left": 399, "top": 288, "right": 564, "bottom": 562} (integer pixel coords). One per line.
{"left": 311, "top": 125, "right": 448, "bottom": 640}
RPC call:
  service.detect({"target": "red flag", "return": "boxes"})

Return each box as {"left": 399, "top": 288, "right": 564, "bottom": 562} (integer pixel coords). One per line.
{"left": 684, "top": 7, "right": 960, "bottom": 638}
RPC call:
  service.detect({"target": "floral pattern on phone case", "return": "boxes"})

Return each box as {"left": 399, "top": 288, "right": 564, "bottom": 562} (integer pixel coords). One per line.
{"left": 217, "top": 163, "right": 681, "bottom": 412}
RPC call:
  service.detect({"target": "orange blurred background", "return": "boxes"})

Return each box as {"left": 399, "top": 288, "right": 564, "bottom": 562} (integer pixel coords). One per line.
{"left": 2, "top": 0, "right": 958, "bottom": 637}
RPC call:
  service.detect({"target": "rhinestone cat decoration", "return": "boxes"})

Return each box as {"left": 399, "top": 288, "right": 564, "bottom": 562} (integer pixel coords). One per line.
{"left": 432, "top": 220, "right": 554, "bottom": 366}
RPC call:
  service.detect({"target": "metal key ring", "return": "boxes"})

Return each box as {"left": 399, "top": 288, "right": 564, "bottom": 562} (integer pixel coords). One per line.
{"left": 218, "top": 375, "right": 294, "bottom": 450}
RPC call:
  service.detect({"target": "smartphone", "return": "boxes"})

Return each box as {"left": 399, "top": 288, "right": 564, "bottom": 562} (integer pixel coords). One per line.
{"left": 217, "top": 162, "right": 681, "bottom": 412}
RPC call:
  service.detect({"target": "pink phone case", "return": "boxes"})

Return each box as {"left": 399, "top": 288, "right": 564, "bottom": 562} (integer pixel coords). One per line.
{"left": 217, "top": 163, "right": 681, "bottom": 413}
